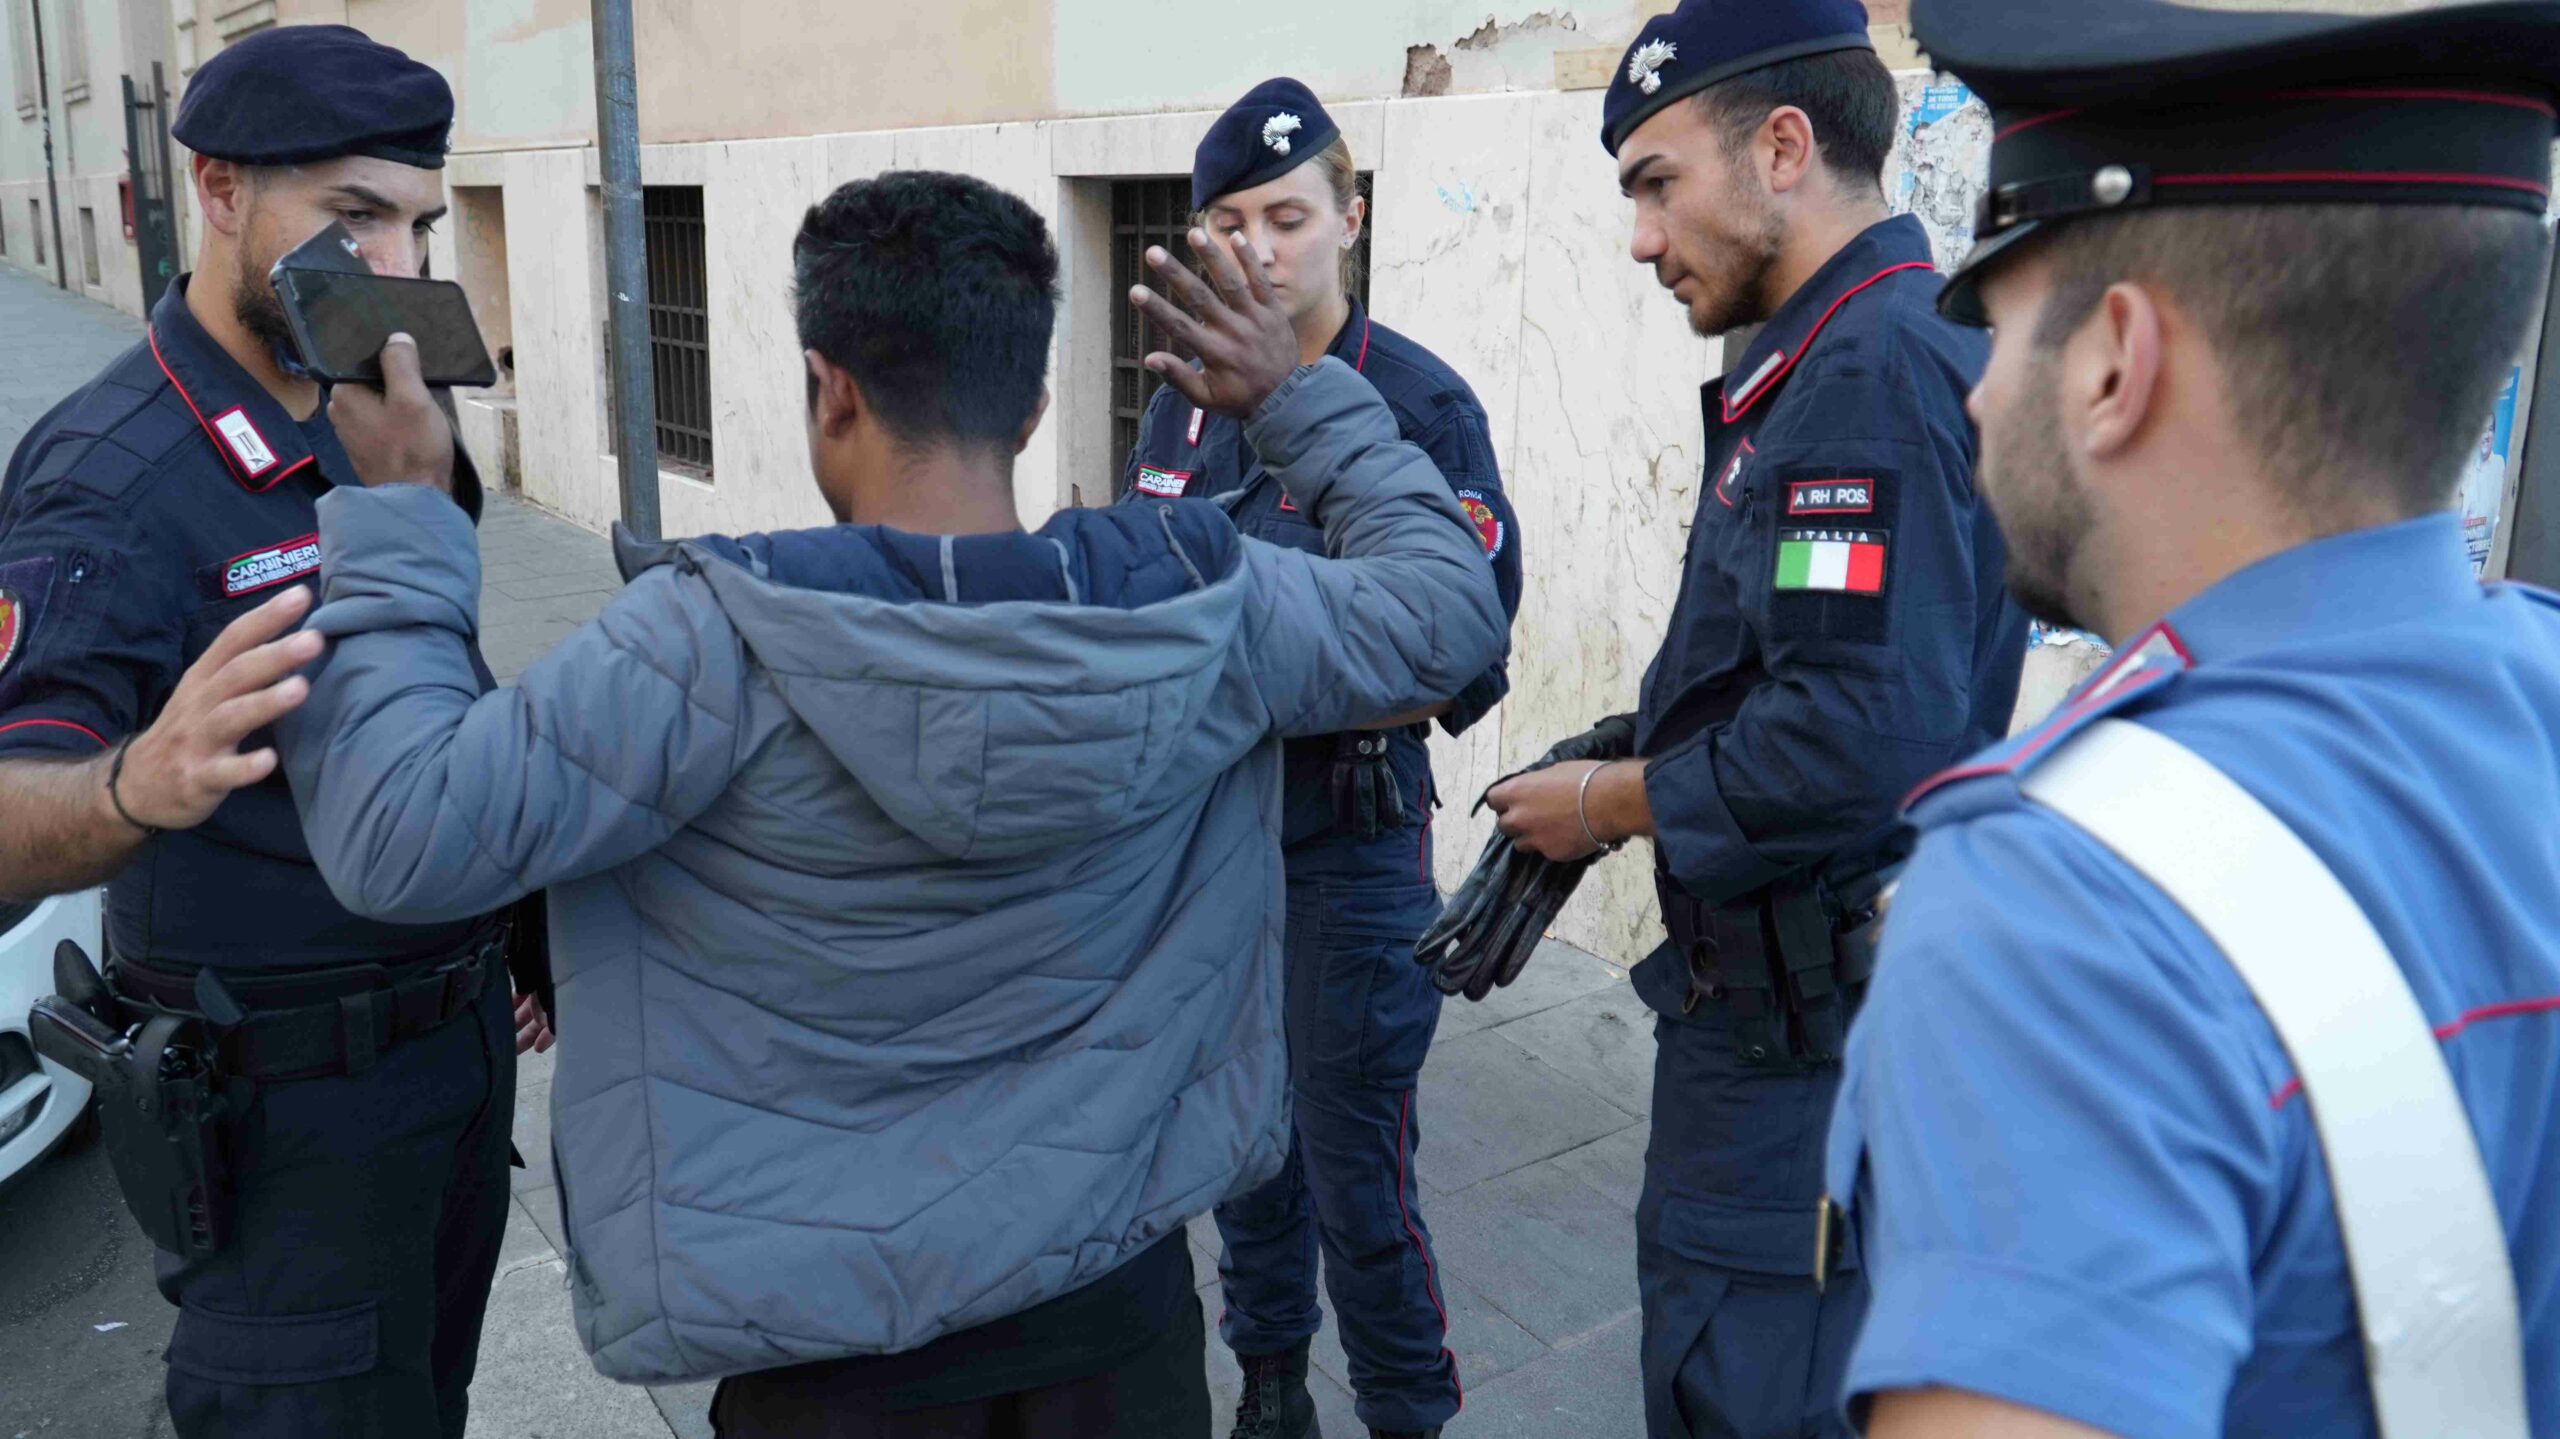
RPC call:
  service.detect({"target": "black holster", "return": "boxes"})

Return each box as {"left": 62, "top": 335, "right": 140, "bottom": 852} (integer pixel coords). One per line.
{"left": 27, "top": 942, "right": 238, "bottom": 1257}
{"left": 1659, "top": 867, "right": 1890, "bottom": 1071}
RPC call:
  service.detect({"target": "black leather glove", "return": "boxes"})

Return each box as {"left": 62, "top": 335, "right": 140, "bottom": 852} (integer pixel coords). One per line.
{"left": 1330, "top": 731, "right": 1407, "bottom": 842}
{"left": 1413, "top": 715, "right": 1639, "bottom": 1001}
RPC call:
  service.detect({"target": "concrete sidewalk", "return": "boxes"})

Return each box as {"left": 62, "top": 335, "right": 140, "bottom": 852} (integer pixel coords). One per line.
{"left": 475, "top": 492, "right": 1654, "bottom": 1438}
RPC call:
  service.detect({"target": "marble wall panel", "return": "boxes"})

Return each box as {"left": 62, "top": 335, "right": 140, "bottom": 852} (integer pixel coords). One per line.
{"left": 1366, "top": 93, "right": 1537, "bottom": 887}
{"left": 1484, "top": 87, "right": 1723, "bottom": 964}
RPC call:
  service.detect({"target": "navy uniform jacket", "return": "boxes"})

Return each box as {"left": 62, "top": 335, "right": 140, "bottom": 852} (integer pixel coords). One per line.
{"left": 0, "top": 276, "right": 495, "bottom": 971}
{"left": 1120, "top": 300, "right": 1521, "bottom": 872}
{"left": 1833, "top": 516, "right": 2560, "bottom": 1436}
{"left": 1633, "top": 216, "right": 2027, "bottom": 1010}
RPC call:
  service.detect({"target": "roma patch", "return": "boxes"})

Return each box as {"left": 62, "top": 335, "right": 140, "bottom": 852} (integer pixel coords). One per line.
{"left": 205, "top": 532, "right": 321, "bottom": 600}
{"left": 1786, "top": 478, "right": 1874, "bottom": 516}
{"left": 1458, "top": 489, "right": 1506, "bottom": 558}
{"left": 1775, "top": 528, "right": 1886, "bottom": 596}
{"left": 0, "top": 587, "right": 22, "bottom": 675}
{"left": 1134, "top": 466, "right": 1192, "bottom": 498}
{"left": 0, "top": 555, "right": 56, "bottom": 686}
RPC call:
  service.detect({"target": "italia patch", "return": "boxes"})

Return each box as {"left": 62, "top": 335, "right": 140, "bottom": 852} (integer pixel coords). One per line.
{"left": 1458, "top": 489, "right": 1506, "bottom": 558}
{"left": 1775, "top": 528, "right": 1886, "bottom": 595}
{"left": 1134, "top": 466, "right": 1192, "bottom": 498}
{"left": 1787, "top": 478, "right": 1874, "bottom": 516}
{"left": 210, "top": 533, "right": 321, "bottom": 599}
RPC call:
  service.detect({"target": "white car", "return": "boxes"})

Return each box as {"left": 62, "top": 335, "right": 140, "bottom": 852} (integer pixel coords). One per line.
{"left": 0, "top": 888, "right": 102, "bottom": 1185}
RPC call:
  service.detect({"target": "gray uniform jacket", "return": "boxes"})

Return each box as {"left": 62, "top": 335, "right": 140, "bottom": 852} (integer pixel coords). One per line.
{"left": 275, "top": 358, "right": 1507, "bottom": 1384}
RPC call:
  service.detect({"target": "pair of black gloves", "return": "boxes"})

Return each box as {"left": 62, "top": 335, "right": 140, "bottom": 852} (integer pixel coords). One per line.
{"left": 1413, "top": 714, "right": 1637, "bottom": 1001}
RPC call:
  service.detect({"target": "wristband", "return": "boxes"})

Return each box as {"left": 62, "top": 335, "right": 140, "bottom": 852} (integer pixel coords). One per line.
{"left": 1576, "top": 760, "right": 1625, "bottom": 856}
{"left": 108, "top": 737, "right": 162, "bottom": 839}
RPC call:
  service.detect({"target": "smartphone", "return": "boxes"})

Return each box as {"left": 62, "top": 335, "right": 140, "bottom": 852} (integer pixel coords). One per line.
{"left": 271, "top": 266, "right": 499, "bottom": 389}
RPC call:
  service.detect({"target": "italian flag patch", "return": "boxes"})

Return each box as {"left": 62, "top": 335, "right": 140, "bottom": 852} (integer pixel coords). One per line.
{"left": 1775, "top": 529, "right": 1886, "bottom": 594}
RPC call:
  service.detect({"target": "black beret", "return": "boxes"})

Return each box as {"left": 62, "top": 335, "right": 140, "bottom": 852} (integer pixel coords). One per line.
{"left": 1602, "top": 0, "right": 1873, "bottom": 157}
{"left": 1917, "top": 0, "right": 2560, "bottom": 323}
{"left": 173, "top": 24, "right": 453, "bottom": 171}
{"left": 1194, "top": 78, "right": 1341, "bottom": 212}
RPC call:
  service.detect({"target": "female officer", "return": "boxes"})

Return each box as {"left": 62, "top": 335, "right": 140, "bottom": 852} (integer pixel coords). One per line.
{"left": 1121, "top": 77, "right": 1523, "bottom": 1439}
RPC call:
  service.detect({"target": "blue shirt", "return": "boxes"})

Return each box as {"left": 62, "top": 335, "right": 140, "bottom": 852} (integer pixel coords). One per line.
{"left": 1119, "top": 299, "right": 1520, "bottom": 870}
{"left": 1630, "top": 214, "right": 2028, "bottom": 1011}
{"left": 0, "top": 275, "right": 495, "bottom": 970}
{"left": 1830, "top": 514, "right": 2560, "bottom": 1437}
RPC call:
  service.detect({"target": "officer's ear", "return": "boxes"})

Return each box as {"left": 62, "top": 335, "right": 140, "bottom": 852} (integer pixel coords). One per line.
{"left": 805, "top": 349, "right": 865, "bottom": 442}
{"left": 2075, "top": 281, "right": 2166, "bottom": 465}
{"left": 194, "top": 157, "right": 257, "bottom": 239}
{"left": 1760, "top": 106, "right": 1819, "bottom": 197}
{"left": 1015, "top": 385, "right": 1051, "bottom": 456}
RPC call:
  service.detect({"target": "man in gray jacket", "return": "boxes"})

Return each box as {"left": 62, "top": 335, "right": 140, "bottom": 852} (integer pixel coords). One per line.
{"left": 255, "top": 171, "right": 1504, "bottom": 1438}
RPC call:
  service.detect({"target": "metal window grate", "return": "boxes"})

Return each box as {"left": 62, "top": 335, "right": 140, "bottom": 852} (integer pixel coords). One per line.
{"left": 643, "top": 185, "right": 712, "bottom": 477}
{"left": 1106, "top": 174, "right": 1372, "bottom": 481}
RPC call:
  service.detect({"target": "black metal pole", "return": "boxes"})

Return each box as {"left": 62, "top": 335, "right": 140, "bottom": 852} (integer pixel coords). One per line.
{"left": 30, "top": 0, "right": 68, "bottom": 290}
{"left": 591, "top": 0, "right": 661, "bottom": 541}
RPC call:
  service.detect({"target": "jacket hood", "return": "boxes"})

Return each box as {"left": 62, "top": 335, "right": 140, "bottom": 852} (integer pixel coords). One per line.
{"left": 613, "top": 503, "right": 1250, "bottom": 860}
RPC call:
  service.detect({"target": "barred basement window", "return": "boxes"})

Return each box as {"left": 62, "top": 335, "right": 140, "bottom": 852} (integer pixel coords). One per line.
{"left": 1106, "top": 173, "right": 1372, "bottom": 484}
{"left": 643, "top": 185, "right": 712, "bottom": 477}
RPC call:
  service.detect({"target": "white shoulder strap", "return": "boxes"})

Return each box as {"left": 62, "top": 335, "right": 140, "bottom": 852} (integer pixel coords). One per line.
{"left": 2020, "top": 719, "right": 2528, "bottom": 1439}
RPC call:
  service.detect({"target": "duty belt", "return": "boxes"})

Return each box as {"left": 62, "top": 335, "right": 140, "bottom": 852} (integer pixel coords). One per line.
{"left": 1658, "top": 871, "right": 1885, "bottom": 1070}
{"left": 108, "top": 929, "right": 503, "bottom": 1082}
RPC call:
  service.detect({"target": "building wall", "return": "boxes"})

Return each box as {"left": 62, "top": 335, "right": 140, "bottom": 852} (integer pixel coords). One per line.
{"left": 0, "top": 0, "right": 159, "bottom": 315}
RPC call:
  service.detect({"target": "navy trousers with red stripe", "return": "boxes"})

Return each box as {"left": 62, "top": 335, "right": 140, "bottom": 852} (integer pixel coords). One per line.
{"left": 1215, "top": 872, "right": 1458, "bottom": 1434}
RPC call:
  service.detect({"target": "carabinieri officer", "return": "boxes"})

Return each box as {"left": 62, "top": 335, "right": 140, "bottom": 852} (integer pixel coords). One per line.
{"left": 1120, "top": 78, "right": 1522, "bottom": 1439}
{"left": 1482, "top": 3, "right": 2029, "bottom": 1435}
{"left": 1829, "top": 1, "right": 2560, "bottom": 1434}
{"left": 0, "top": 27, "right": 542, "bottom": 1438}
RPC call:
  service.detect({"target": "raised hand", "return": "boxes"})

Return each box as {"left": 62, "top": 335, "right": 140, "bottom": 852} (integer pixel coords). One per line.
{"left": 1127, "top": 227, "right": 1302, "bottom": 418}
{"left": 112, "top": 586, "right": 324, "bottom": 832}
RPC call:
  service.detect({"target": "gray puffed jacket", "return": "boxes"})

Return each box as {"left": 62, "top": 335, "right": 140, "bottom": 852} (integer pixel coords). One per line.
{"left": 276, "top": 359, "right": 1507, "bottom": 1384}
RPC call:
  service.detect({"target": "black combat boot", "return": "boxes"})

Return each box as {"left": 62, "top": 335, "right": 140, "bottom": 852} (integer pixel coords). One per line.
{"left": 1230, "top": 1342, "right": 1319, "bottom": 1439}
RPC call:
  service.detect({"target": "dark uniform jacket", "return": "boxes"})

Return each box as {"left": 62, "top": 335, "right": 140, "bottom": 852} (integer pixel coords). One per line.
{"left": 1632, "top": 215, "right": 2029, "bottom": 1014}
{"left": 0, "top": 276, "right": 496, "bottom": 970}
{"left": 1119, "top": 300, "right": 1522, "bottom": 874}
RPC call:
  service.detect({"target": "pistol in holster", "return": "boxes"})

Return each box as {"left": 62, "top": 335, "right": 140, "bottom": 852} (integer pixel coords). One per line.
{"left": 26, "top": 940, "right": 239, "bottom": 1258}
{"left": 1659, "top": 866, "right": 1893, "bottom": 1071}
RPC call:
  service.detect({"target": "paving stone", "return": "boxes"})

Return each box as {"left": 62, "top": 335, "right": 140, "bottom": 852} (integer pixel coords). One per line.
{"left": 494, "top": 568, "right": 632, "bottom": 602}
{"left": 1413, "top": 1028, "right": 1638, "bottom": 1196}
{"left": 1549, "top": 1124, "right": 1651, "bottom": 1217}
{"left": 463, "top": 1256, "right": 671, "bottom": 1438}
{"left": 1422, "top": 1158, "right": 1641, "bottom": 1347}
{"left": 1432, "top": 938, "right": 1628, "bottom": 1038}
{"left": 1457, "top": 1308, "right": 1646, "bottom": 1439}
{"left": 649, "top": 1379, "right": 720, "bottom": 1439}
{"left": 521, "top": 1183, "right": 571, "bottom": 1262}
{"left": 509, "top": 1081, "right": 554, "bottom": 1193}
{"left": 496, "top": 1191, "right": 558, "bottom": 1276}
{"left": 1488, "top": 989, "right": 1656, "bottom": 1117}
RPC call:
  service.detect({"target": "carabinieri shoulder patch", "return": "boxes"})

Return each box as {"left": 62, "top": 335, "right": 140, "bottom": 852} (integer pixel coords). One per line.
{"left": 1134, "top": 466, "right": 1192, "bottom": 498}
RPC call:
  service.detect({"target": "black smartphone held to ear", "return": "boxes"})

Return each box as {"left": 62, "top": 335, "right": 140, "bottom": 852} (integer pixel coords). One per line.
{"left": 270, "top": 222, "right": 499, "bottom": 389}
